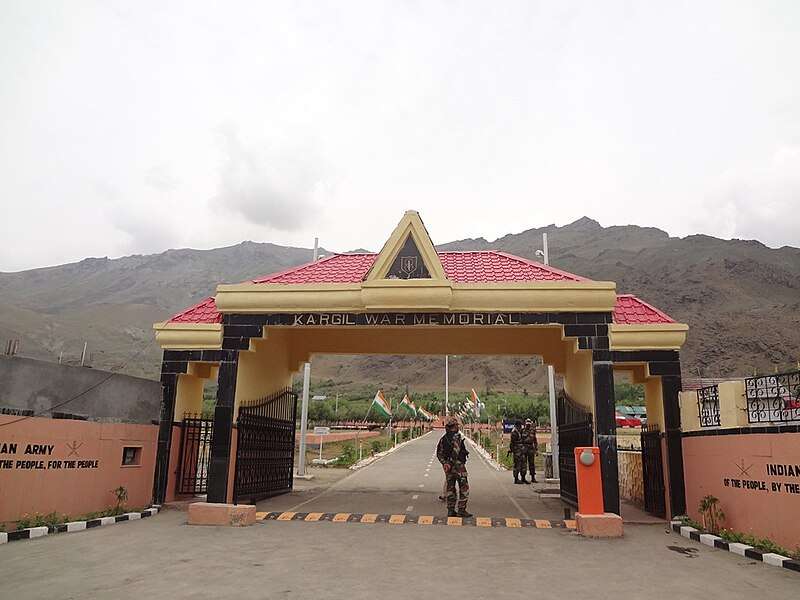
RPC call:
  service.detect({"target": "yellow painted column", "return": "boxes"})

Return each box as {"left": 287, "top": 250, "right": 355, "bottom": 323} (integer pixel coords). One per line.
{"left": 718, "top": 381, "right": 748, "bottom": 427}
{"left": 645, "top": 377, "right": 666, "bottom": 431}
{"left": 678, "top": 390, "right": 700, "bottom": 432}
{"left": 174, "top": 373, "right": 204, "bottom": 420}
{"left": 562, "top": 346, "right": 595, "bottom": 413}
{"left": 234, "top": 329, "right": 293, "bottom": 418}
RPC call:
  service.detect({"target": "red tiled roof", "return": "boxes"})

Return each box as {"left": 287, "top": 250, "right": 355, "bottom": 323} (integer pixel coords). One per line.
{"left": 439, "top": 251, "right": 586, "bottom": 283}
{"left": 166, "top": 252, "right": 673, "bottom": 325}
{"left": 252, "top": 251, "right": 585, "bottom": 285}
{"left": 252, "top": 254, "right": 377, "bottom": 284}
{"left": 612, "top": 294, "right": 675, "bottom": 325}
{"left": 168, "top": 296, "right": 222, "bottom": 324}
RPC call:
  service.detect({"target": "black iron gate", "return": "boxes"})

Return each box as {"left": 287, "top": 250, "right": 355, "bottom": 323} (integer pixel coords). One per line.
{"left": 641, "top": 424, "right": 666, "bottom": 518}
{"left": 557, "top": 391, "right": 594, "bottom": 506}
{"left": 176, "top": 414, "right": 214, "bottom": 495}
{"left": 234, "top": 387, "right": 298, "bottom": 503}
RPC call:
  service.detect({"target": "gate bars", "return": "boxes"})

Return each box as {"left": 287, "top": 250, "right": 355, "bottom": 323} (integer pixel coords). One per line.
{"left": 640, "top": 424, "right": 666, "bottom": 518}
{"left": 557, "top": 391, "right": 593, "bottom": 507}
{"left": 176, "top": 414, "right": 214, "bottom": 495}
{"left": 234, "top": 387, "right": 298, "bottom": 504}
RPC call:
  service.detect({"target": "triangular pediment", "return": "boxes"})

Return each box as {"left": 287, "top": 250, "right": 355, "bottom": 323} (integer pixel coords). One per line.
{"left": 365, "top": 211, "right": 447, "bottom": 281}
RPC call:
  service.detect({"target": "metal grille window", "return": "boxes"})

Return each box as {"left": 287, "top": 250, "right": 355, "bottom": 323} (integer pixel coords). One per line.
{"left": 697, "top": 385, "right": 721, "bottom": 428}
{"left": 745, "top": 371, "right": 800, "bottom": 424}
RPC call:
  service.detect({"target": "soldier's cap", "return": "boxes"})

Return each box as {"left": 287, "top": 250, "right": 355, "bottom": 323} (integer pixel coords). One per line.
{"left": 445, "top": 416, "right": 460, "bottom": 428}
{"left": 525, "top": 418, "right": 533, "bottom": 425}
{"left": 515, "top": 420, "right": 522, "bottom": 426}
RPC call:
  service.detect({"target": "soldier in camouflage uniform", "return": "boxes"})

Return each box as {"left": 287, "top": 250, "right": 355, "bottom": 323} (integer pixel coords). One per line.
{"left": 436, "top": 416, "right": 472, "bottom": 517}
{"left": 509, "top": 420, "right": 527, "bottom": 484}
{"left": 522, "top": 418, "right": 539, "bottom": 483}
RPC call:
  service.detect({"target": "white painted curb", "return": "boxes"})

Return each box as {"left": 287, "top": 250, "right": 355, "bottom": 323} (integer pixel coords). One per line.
{"left": 670, "top": 520, "right": 799, "bottom": 575}
{"left": 465, "top": 436, "right": 507, "bottom": 471}
{"left": 728, "top": 542, "right": 753, "bottom": 556}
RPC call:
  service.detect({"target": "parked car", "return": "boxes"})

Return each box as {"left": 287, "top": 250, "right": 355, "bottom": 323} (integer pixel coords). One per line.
{"left": 615, "top": 412, "right": 642, "bottom": 428}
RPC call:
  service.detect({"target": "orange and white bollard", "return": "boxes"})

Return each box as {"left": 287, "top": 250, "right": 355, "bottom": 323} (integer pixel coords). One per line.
{"left": 574, "top": 446, "right": 623, "bottom": 537}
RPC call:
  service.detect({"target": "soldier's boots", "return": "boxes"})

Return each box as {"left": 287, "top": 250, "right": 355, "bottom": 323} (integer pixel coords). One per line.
{"left": 458, "top": 510, "right": 473, "bottom": 518}
{"left": 447, "top": 510, "right": 458, "bottom": 517}
{"left": 513, "top": 474, "right": 521, "bottom": 484}
{"left": 520, "top": 475, "right": 530, "bottom": 484}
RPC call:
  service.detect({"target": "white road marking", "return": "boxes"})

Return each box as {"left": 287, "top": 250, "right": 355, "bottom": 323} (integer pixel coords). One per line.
{"left": 418, "top": 484, "right": 425, "bottom": 488}
{"left": 424, "top": 473, "right": 429, "bottom": 477}
{"left": 465, "top": 436, "right": 531, "bottom": 520}
{"left": 412, "top": 495, "right": 419, "bottom": 500}
{"left": 406, "top": 506, "right": 414, "bottom": 512}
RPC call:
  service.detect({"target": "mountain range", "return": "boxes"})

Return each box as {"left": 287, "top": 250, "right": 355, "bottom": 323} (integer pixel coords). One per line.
{"left": 1, "top": 218, "right": 798, "bottom": 392}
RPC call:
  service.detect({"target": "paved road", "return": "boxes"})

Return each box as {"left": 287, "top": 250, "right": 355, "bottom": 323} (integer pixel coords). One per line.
{"left": 1, "top": 431, "right": 798, "bottom": 599}
{"left": 1, "top": 506, "right": 797, "bottom": 599}
{"left": 261, "top": 431, "right": 566, "bottom": 520}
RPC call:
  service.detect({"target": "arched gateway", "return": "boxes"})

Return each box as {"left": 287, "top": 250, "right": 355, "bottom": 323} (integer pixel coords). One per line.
{"left": 152, "top": 211, "right": 689, "bottom": 516}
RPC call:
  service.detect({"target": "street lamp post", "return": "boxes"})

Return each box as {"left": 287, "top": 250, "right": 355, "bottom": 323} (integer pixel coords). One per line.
{"left": 537, "top": 232, "right": 559, "bottom": 480}
{"left": 297, "top": 361, "right": 311, "bottom": 477}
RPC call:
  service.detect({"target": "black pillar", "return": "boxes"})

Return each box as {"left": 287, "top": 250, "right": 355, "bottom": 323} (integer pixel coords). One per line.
{"left": 592, "top": 353, "right": 620, "bottom": 515}
{"left": 661, "top": 374, "right": 686, "bottom": 516}
{"left": 207, "top": 349, "right": 239, "bottom": 503}
{"left": 152, "top": 352, "right": 187, "bottom": 505}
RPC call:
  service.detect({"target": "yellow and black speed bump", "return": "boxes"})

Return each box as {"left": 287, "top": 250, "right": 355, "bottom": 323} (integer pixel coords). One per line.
{"left": 258, "top": 511, "right": 576, "bottom": 530}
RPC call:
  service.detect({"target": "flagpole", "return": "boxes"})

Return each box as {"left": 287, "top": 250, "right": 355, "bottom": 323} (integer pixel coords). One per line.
{"left": 363, "top": 401, "right": 373, "bottom": 423}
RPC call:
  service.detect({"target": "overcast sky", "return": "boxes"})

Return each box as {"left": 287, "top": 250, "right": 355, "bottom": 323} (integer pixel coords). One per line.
{"left": 1, "top": 1, "right": 798, "bottom": 272}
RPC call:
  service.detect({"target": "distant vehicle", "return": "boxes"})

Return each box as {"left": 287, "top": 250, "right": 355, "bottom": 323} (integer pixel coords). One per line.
{"left": 615, "top": 412, "right": 642, "bottom": 428}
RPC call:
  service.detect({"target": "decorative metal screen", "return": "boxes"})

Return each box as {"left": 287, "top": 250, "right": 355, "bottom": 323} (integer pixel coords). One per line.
{"left": 557, "top": 391, "right": 593, "bottom": 507}
{"left": 176, "top": 415, "right": 214, "bottom": 495}
{"left": 697, "top": 385, "right": 721, "bottom": 427}
{"left": 234, "top": 387, "right": 298, "bottom": 503}
{"left": 745, "top": 371, "right": 800, "bottom": 424}
{"left": 641, "top": 424, "right": 665, "bottom": 518}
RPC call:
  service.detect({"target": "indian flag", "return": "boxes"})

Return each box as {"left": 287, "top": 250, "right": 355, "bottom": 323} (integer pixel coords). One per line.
{"left": 399, "top": 393, "right": 417, "bottom": 417}
{"left": 471, "top": 389, "right": 481, "bottom": 418}
{"left": 418, "top": 407, "right": 434, "bottom": 421}
{"left": 371, "top": 390, "right": 392, "bottom": 418}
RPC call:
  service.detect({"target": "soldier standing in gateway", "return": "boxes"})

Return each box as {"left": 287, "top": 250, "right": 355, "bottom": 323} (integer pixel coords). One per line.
{"left": 436, "top": 416, "right": 472, "bottom": 517}
{"left": 522, "top": 418, "right": 539, "bottom": 483}
{"left": 509, "top": 420, "right": 528, "bottom": 484}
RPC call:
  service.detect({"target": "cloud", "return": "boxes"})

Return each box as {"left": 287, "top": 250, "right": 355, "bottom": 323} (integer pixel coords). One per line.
{"left": 97, "top": 182, "right": 177, "bottom": 254}
{"left": 144, "top": 164, "right": 180, "bottom": 192}
{"left": 701, "top": 146, "right": 800, "bottom": 249}
{"left": 213, "top": 126, "right": 325, "bottom": 232}
{"left": 109, "top": 206, "right": 177, "bottom": 254}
